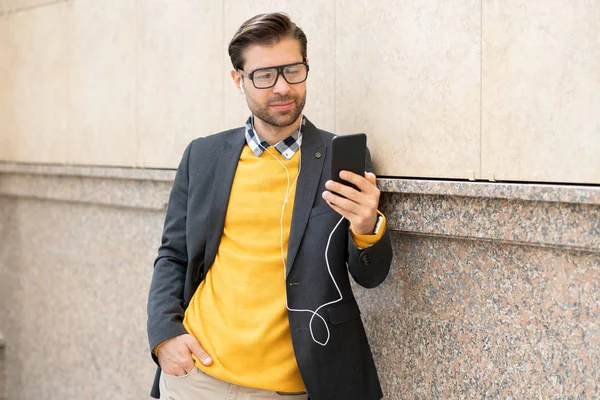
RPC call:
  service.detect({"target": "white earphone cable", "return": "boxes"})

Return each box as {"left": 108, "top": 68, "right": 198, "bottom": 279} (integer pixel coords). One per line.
{"left": 255, "top": 122, "right": 343, "bottom": 346}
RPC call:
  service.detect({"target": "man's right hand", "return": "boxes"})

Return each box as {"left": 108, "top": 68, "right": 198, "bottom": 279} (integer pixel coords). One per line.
{"left": 157, "top": 334, "right": 213, "bottom": 376}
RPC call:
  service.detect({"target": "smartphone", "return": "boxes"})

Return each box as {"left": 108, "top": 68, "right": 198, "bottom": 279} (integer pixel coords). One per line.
{"left": 330, "top": 133, "right": 367, "bottom": 192}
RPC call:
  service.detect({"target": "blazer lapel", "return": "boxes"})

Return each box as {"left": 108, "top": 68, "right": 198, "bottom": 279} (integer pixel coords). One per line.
{"left": 286, "top": 119, "right": 326, "bottom": 278}
{"left": 204, "top": 129, "right": 246, "bottom": 269}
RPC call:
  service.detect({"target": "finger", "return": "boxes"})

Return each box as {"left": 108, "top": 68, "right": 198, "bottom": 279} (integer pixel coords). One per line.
{"left": 359, "top": 172, "right": 381, "bottom": 210}
{"left": 175, "top": 366, "right": 189, "bottom": 376}
{"left": 322, "top": 190, "right": 361, "bottom": 215}
{"left": 364, "top": 172, "right": 377, "bottom": 186}
{"left": 325, "top": 200, "right": 358, "bottom": 221}
{"left": 161, "top": 362, "right": 187, "bottom": 377}
{"left": 339, "top": 170, "right": 376, "bottom": 193}
{"left": 183, "top": 361, "right": 196, "bottom": 375}
{"left": 186, "top": 336, "right": 213, "bottom": 366}
{"left": 324, "top": 180, "right": 361, "bottom": 202}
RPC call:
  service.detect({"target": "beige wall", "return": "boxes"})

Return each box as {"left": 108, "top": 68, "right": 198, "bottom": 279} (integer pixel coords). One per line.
{"left": 1, "top": 0, "right": 599, "bottom": 183}
{"left": 482, "top": 0, "right": 600, "bottom": 184}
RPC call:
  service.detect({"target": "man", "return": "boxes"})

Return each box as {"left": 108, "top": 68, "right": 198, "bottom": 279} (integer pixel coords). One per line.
{"left": 147, "top": 12, "right": 393, "bottom": 400}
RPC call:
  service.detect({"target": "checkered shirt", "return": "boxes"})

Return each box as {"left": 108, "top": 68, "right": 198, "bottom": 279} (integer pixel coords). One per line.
{"left": 244, "top": 115, "right": 305, "bottom": 160}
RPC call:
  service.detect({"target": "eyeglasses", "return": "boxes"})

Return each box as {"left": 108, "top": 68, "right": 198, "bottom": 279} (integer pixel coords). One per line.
{"left": 238, "top": 61, "right": 310, "bottom": 89}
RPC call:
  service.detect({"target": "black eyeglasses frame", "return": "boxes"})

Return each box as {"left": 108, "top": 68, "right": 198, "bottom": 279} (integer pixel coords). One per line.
{"left": 238, "top": 60, "right": 310, "bottom": 89}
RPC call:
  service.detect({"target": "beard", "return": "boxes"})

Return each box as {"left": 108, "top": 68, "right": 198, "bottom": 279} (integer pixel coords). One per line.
{"left": 245, "top": 91, "right": 307, "bottom": 128}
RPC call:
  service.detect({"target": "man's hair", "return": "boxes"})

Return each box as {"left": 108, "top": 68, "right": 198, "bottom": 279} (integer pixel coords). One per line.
{"left": 228, "top": 13, "right": 308, "bottom": 71}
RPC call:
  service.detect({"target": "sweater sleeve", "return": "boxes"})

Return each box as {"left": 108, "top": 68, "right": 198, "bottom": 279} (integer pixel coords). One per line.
{"left": 349, "top": 211, "right": 387, "bottom": 249}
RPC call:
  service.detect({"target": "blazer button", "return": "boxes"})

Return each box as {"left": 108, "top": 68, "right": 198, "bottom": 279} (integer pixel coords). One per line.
{"left": 361, "top": 254, "right": 371, "bottom": 266}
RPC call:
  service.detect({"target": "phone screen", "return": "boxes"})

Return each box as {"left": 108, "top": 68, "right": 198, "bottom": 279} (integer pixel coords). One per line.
{"left": 330, "top": 133, "right": 367, "bottom": 192}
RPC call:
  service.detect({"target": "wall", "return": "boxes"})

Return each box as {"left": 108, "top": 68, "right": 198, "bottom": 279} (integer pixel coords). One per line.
{"left": 0, "top": 164, "right": 598, "bottom": 399}
{"left": 0, "top": 0, "right": 599, "bottom": 183}
{"left": 0, "top": 166, "right": 172, "bottom": 399}
{"left": 1, "top": 0, "right": 600, "bottom": 399}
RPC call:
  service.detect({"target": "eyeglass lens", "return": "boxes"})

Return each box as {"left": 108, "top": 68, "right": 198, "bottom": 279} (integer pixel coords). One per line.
{"left": 253, "top": 63, "right": 308, "bottom": 88}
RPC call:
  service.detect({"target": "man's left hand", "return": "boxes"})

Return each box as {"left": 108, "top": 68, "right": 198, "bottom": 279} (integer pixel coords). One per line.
{"left": 322, "top": 171, "right": 380, "bottom": 235}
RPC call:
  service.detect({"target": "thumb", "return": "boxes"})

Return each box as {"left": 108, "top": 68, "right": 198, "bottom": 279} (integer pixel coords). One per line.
{"left": 186, "top": 336, "right": 213, "bottom": 366}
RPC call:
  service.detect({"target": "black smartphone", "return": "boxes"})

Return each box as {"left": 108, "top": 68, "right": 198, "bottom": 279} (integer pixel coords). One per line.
{"left": 330, "top": 133, "right": 367, "bottom": 192}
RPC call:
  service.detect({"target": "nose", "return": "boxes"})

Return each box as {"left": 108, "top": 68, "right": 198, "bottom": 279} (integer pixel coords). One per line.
{"left": 271, "top": 73, "right": 291, "bottom": 95}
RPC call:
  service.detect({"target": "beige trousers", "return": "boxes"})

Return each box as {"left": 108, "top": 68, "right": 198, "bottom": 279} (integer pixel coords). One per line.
{"left": 159, "top": 367, "right": 309, "bottom": 400}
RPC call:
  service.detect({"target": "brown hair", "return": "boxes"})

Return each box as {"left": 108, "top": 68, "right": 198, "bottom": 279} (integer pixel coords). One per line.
{"left": 228, "top": 13, "right": 308, "bottom": 71}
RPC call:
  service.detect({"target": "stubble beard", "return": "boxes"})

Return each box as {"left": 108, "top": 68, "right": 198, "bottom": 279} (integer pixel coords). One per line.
{"left": 247, "top": 92, "right": 307, "bottom": 129}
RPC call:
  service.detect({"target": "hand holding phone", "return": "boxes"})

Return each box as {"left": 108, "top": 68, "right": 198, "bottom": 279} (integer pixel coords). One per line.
{"left": 324, "top": 133, "right": 381, "bottom": 235}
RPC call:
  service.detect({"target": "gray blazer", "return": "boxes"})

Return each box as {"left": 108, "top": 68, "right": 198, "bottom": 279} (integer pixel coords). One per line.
{"left": 147, "top": 118, "right": 393, "bottom": 400}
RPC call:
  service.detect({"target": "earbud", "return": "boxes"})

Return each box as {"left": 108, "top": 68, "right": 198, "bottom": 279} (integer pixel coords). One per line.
{"left": 240, "top": 83, "right": 245, "bottom": 95}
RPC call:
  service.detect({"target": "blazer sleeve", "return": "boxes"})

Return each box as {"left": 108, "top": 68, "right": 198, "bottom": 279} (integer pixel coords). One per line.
{"left": 346, "top": 148, "right": 394, "bottom": 288}
{"left": 147, "top": 140, "right": 193, "bottom": 364}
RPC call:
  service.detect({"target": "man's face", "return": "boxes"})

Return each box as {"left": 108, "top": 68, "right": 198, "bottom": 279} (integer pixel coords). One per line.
{"left": 234, "top": 38, "right": 307, "bottom": 129}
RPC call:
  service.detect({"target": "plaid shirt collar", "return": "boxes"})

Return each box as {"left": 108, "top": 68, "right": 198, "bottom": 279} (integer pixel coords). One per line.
{"left": 244, "top": 115, "right": 305, "bottom": 160}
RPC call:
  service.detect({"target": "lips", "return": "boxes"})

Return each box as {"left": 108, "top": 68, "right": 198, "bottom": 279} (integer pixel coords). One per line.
{"left": 270, "top": 101, "right": 294, "bottom": 111}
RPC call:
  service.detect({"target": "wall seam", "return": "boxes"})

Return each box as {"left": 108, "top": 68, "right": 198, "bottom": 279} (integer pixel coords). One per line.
{"left": 389, "top": 231, "right": 600, "bottom": 256}
{"left": 134, "top": 0, "right": 140, "bottom": 167}
{"left": 65, "top": 0, "right": 71, "bottom": 164}
{"left": 333, "top": 0, "right": 337, "bottom": 133}
{"left": 479, "top": 0, "right": 483, "bottom": 180}
{"left": 222, "top": 0, "right": 226, "bottom": 128}
{"left": 3, "top": 0, "right": 62, "bottom": 15}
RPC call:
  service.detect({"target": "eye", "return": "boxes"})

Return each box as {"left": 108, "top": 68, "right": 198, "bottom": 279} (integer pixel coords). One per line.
{"left": 255, "top": 71, "right": 274, "bottom": 81}
{"left": 284, "top": 66, "right": 300, "bottom": 76}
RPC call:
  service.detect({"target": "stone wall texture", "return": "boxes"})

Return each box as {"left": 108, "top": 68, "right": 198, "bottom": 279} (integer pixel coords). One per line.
{"left": 0, "top": 164, "right": 599, "bottom": 399}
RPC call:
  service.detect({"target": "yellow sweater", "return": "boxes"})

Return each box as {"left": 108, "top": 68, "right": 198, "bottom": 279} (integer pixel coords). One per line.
{"left": 184, "top": 145, "right": 304, "bottom": 391}
{"left": 182, "top": 144, "right": 386, "bottom": 391}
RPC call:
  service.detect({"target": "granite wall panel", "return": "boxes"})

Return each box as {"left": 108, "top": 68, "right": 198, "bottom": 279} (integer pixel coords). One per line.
{"left": 0, "top": 167, "right": 598, "bottom": 399}
{"left": 379, "top": 193, "right": 599, "bottom": 252}
{"left": 354, "top": 233, "right": 600, "bottom": 399}
{"left": 0, "top": 173, "right": 173, "bottom": 210}
{"left": 0, "top": 198, "right": 20, "bottom": 400}
{"left": 0, "top": 196, "right": 163, "bottom": 399}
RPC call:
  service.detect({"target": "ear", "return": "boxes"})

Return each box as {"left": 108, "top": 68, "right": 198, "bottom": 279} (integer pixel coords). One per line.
{"left": 231, "top": 69, "right": 244, "bottom": 94}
